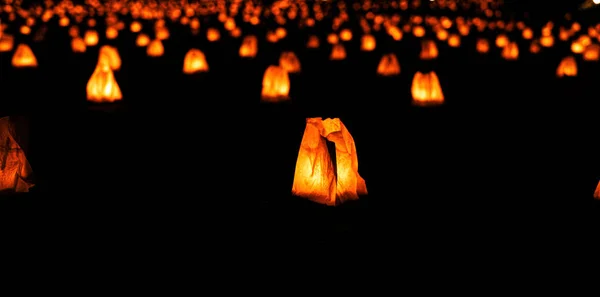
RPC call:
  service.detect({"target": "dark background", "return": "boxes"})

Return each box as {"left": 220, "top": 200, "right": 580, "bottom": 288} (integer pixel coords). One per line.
{"left": 0, "top": 0, "right": 596, "bottom": 249}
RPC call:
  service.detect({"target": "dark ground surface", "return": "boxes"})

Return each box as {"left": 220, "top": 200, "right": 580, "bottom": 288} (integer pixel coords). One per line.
{"left": 0, "top": 11, "right": 597, "bottom": 250}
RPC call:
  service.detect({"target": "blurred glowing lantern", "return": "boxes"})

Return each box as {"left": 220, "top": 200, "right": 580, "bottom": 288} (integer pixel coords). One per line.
{"left": 20, "top": 26, "right": 31, "bottom": 35}
{"left": 98, "top": 45, "right": 121, "bottom": 70}
{"left": 530, "top": 41, "right": 541, "bottom": 54}
{"left": 106, "top": 27, "right": 118, "bottom": 39}
{"left": 522, "top": 28, "right": 533, "bottom": 39}
{"left": 130, "top": 21, "right": 142, "bottom": 33}
{"left": 224, "top": 18, "right": 235, "bottom": 31}
{"left": 307, "top": 35, "right": 320, "bottom": 48}
{"left": 377, "top": 53, "right": 400, "bottom": 76}
{"left": 190, "top": 18, "right": 200, "bottom": 30}
{"left": 540, "top": 35, "right": 554, "bottom": 47}
{"left": 413, "top": 25, "right": 425, "bottom": 37}
{"left": 260, "top": 65, "right": 290, "bottom": 102}
{"left": 87, "top": 61, "right": 122, "bottom": 103}
{"left": 206, "top": 28, "right": 220, "bottom": 41}
{"left": 556, "top": 56, "right": 577, "bottom": 77}
{"left": 583, "top": 44, "right": 600, "bottom": 61}
{"left": 136, "top": 34, "right": 150, "bottom": 47}
{"left": 69, "top": 26, "right": 79, "bottom": 38}
{"left": 579, "top": 35, "right": 592, "bottom": 47}
{"left": 291, "top": 117, "right": 367, "bottom": 206}
{"left": 71, "top": 37, "right": 86, "bottom": 53}
{"left": 360, "top": 34, "right": 376, "bottom": 51}
{"left": 88, "top": 19, "right": 96, "bottom": 27}
{"left": 156, "top": 27, "right": 169, "bottom": 40}
{"left": 266, "top": 31, "right": 279, "bottom": 43}
{"left": 571, "top": 41, "right": 584, "bottom": 54}
{"left": 0, "top": 117, "right": 35, "bottom": 193}
{"left": 0, "top": 34, "right": 14, "bottom": 52}
{"left": 495, "top": 34, "right": 509, "bottom": 47}
{"left": 182, "top": 48, "right": 209, "bottom": 74}
{"left": 239, "top": 35, "right": 258, "bottom": 58}
{"left": 419, "top": 39, "right": 438, "bottom": 60}
{"left": 340, "top": 29, "right": 352, "bottom": 41}
{"left": 501, "top": 42, "right": 519, "bottom": 60}
{"left": 59, "top": 16, "right": 70, "bottom": 27}
{"left": 231, "top": 28, "right": 242, "bottom": 38}
{"left": 279, "top": 51, "right": 301, "bottom": 73}
{"left": 147, "top": 39, "right": 164, "bottom": 57}
{"left": 476, "top": 38, "right": 489, "bottom": 53}
{"left": 327, "top": 33, "right": 339, "bottom": 44}
{"left": 436, "top": 29, "right": 448, "bottom": 40}
{"left": 330, "top": 44, "right": 347, "bottom": 60}
{"left": 387, "top": 26, "right": 403, "bottom": 40}
{"left": 275, "top": 27, "right": 287, "bottom": 39}
{"left": 11, "top": 44, "right": 38, "bottom": 68}
{"left": 458, "top": 24, "right": 470, "bottom": 36}
{"left": 447, "top": 34, "right": 460, "bottom": 47}
{"left": 84, "top": 30, "right": 99, "bottom": 46}
{"left": 411, "top": 71, "right": 444, "bottom": 106}
{"left": 594, "top": 181, "right": 600, "bottom": 199}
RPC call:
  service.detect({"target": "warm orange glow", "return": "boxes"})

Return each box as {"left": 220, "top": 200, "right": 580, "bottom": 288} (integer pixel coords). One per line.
{"left": 84, "top": 30, "right": 99, "bottom": 46}
{"left": 458, "top": 24, "right": 470, "bottom": 36}
{"left": 556, "top": 56, "right": 577, "bottom": 77}
{"left": 183, "top": 48, "right": 209, "bottom": 74}
{"left": 411, "top": 71, "right": 444, "bottom": 106}
{"left": 583, "top": 44, "right": 600, "bottom": 61}
{"left": 279, "top": 51, "right": 301, "bottom": 73}
{"left": 147, "top": 39, "right": 164, "bottom": 57}
{"left": 559, "top": 28, "right": 570, "bottom": 41}
{"left": 306, "top": 35, "right": 320, "bottom": 48}
{"left": 68, "top": 26, "right": 79, "bottom": 38}
{"left": 206, "top": 28, "right": 220, "bottom": 41}
{"left": 327, "top": 33, "right": 339, "bottom": 44}
{"left": 0, "top": 34, "right": 14, "bottom": 52}
{"left": 231, "top": 27, "right": 242, "bottom": 38}
{"left": 239, "top": 35, "right": 258, "bottom": 58}
{"left": 71, "top": 37, "right": 86, "bottom": 53}
{"left": 261, "top": 65, "right": 290, "bottom": 102}
{"left": 360, "top": 34, "right": 376, "bottom": 51}
{"left": 11, "top": 44, "right": 38, "bottom": 68}
{"left": 98, "top": 45, "right": 121, "bottom": 70}
{"left": 291, "top": 117, "right": 367, "bottom": 206}
{"left": 571, "top": 41, "right": 584, "bottom": 54}
{"left": 387, "top": 26, "right": 403, "bottom": 40}
{"left": 594, "top": 181, "right": 600, "bottom": 200}
{"left": 377, "top": 53, "right": 400, "bottom": 76}
{"left": 135, "top": 34, "right": 149, "bottom": 47}
{"left": 340, "top": 29, "right": 352, "bottom": 41}
{"left": 447, "top": 34, "right": 460, "bottom": 47}
{"left": 522, "top": 28, "right": 533, "bottom": 39}
{"left": 106, "top": 27, "right": 118, "bottom": 39}
{"left": 495, "top": 34, "right": 509, "bottom": 47}
{"left": 266, "top": 31, "right": 279, "bottom": 43}
{"left": 330, "top": 43, "right": 346, "bottom": 60}
{"left": 540, "top": 35, "right": 554, "bottom": 47}
{"left": 412, "top": 25, "right": 425, "bottom": 37}
{"left": 0, "top": 117, "right": 35, "bottom": 193}
{"left": 20, "top": 25, "right": 31, "bottom": 35}
{"left": 156, "top": 27, "right": 169, "bottom": 40}
{"left": 501, "top": 42, "right": 519, "bottom": 60}
{"left": 87, "top": 61, "right": 122, "bottom": 103}
{"left": 130, "top": 21, "right": 142, "bottom": 33}
{"left": 530, "top": 41, "right": 541, "bottom": 54}
{"left": 275, "top": 27, "right": 287, "bottom": 39}
{"left": 59, "top": 16, "right": 70, "bottom": 27}
{"left": 419, "top": 39, "right": 438, "bottom": 60}
{"left": 436, "top": 29, "right": 448, "bottom": 40}
{"left": 476, "top": 38, "right": 489, "bottom": 53}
